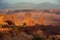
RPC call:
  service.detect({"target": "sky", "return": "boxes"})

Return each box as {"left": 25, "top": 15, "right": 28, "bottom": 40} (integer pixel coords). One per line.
{"left": 0, "top": 0, "right": 60, "bottom": 9}
{"left": 2, "top": 0, "right": 59, "bottom": 4}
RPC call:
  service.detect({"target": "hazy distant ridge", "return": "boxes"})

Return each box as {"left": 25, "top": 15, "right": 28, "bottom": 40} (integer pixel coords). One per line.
{"left": 0, "top": 2, "right": 60, "bottom": 9}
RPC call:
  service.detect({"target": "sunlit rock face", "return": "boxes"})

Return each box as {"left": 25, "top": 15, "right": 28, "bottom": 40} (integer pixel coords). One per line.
{"left": 0, "top": 15, "right": 8, "bottom": 25}
{"left": 22, "top": 13, "right": 36, "bottom": 26}
{"left": 4, "top": 14, "right": 21, "bottom": 26}
{"left": 0, "top": 14, "right": 20, "bottom": 26}
{"left": 0, "top": 13, "right": 37, "bottom": 26}
{"left": 39, "top": 16, "right": 44, "bottom": 25}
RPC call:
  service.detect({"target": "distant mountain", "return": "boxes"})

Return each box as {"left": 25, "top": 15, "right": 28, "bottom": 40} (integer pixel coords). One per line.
{"left": 7, "top": 3, "right": 36, "bottom": 10}
{"left": 34, "top": 2, "right": 60, "bottom": 9}
{"left": 0, "top": 2, "right": 60, "bottom": 10}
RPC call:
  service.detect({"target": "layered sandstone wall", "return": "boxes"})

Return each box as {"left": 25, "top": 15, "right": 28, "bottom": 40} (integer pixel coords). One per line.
{"left": 0, "top": 13, "right": 44, "bottom": 26}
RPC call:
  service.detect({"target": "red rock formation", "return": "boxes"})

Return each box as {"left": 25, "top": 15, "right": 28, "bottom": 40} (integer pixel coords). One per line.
{"left": 22, "top": 13, "right": 36, "bottom": 26}
{"left": 0, "top": 15, "right": 8, "bottom": 25}
{"left": 39, "top": 16, "right": 44, "bottom": 25}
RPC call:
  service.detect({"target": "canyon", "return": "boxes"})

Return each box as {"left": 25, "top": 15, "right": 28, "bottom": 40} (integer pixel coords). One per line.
{"left": 0, "top": 9, "right": 60, "bottom": 26}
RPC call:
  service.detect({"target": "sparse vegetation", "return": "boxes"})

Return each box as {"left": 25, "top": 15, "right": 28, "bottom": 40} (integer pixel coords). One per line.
{"left": 5, "top": 20, "right": 15, "bottom": 25}
{"left": 32, "top": 35, "right": 44, "bottom": 40}
{"left": 0, "top": 24, "right": 2, "bottom": 28}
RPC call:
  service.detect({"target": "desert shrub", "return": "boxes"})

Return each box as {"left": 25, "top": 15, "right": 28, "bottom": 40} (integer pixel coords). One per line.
{"left": 0, "top": 24, "right": 2, "bottom": 28}
{"left": 5, "top": 20, "right": 15, "bottom": 25}
{"left": 32, "top": 35, "right": 44, "bottom": 40}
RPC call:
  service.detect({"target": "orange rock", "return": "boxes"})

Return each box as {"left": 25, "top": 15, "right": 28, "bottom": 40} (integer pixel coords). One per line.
{"left": 22, "top": 13, "right": 36, "bottom": 26}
